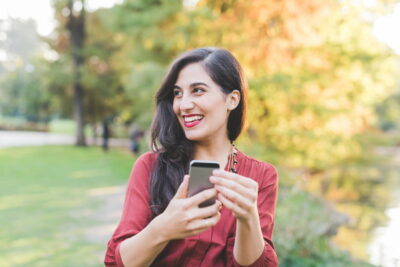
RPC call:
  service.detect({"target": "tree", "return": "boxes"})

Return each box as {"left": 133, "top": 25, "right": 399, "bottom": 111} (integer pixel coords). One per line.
{"left": 67, "top": 0, "right": 86, "bottom": 146}
{"left": 0, "top": 60, "right": 53, "bottom": 123}
{"left": 185, "top": 0, "right": 398, "bottom": 171}
{"left": 0, "top": 18, "right": 50, "bottom": 122}
{"left": 50, "top": 0, "right": 87, "bottom": 145}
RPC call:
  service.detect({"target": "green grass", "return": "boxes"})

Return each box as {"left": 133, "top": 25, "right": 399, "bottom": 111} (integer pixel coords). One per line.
{"left": 48, "top": 119, "right": 77, "bottom": 135}
{"left": 0, "top": 115, "right": 27, "bottom": 125}
{"left": 0, "top": 146, "right": 136, "bottom": 267}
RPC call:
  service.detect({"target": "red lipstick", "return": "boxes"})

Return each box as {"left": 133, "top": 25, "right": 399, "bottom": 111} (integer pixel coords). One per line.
{"left": 182, "top": 114, "right": 204, "bottom": 128}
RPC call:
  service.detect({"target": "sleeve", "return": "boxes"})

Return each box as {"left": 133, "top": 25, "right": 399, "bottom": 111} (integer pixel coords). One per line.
{"left": 104, "top": 152, "right": 154, "bottom": 267}
{"left": 226, "top": 165, "right": 279, "bottom": 267}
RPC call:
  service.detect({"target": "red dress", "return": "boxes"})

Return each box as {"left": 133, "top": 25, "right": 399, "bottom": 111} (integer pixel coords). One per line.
{"left": 104, "top": 150, "right": 279, "bottom": 267}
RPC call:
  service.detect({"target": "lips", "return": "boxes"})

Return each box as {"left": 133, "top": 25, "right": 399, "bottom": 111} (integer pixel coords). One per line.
{"left": 182, "top": 114, "right": 204, "bottom": 128}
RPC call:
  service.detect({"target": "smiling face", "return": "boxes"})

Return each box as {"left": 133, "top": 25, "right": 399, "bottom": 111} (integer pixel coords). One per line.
{"left": 172, "top": 63, "right": 239, "bottom": 143}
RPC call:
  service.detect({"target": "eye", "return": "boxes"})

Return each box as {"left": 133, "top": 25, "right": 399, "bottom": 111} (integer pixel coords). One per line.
{"left": 173, "top": 89, "right": 182, "bottom": 97}
{"left": 193, "top": 87, "right": 205, "bottom": 94}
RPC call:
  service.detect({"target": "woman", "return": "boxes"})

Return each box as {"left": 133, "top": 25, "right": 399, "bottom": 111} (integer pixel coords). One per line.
{"left": 104, "top": 47, "right": 279, "bottom": 267}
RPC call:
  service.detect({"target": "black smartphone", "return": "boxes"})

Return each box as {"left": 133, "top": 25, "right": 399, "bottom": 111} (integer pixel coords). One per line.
{"left": 188, "top": 160, "right": 220, "bottom": 208}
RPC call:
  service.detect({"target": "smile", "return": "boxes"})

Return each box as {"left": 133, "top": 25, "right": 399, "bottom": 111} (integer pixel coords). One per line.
{"left": 182, "top": 115, "right": 204, "bottom": 128}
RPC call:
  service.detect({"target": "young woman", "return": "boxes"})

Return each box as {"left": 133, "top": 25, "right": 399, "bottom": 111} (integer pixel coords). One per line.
{"left": 104, "top": 47, "right": 279, "bottom": 267}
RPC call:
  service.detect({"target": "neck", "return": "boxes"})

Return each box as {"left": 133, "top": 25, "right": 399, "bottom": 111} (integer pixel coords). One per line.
{"left": 193, "top": 137, "right": 232, "bottom": 169}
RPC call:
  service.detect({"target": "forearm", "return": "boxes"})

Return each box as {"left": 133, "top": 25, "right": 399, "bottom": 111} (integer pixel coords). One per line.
{"left": 119, "top": 218, "right": 169, "bottom": 267}
{"left": 233, "top": 212, "right": 265, "bottom": 266}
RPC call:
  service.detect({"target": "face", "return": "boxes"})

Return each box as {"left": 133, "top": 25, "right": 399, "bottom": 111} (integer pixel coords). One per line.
{"left": 172, "top": 63, "right": 239, "bottom": 143}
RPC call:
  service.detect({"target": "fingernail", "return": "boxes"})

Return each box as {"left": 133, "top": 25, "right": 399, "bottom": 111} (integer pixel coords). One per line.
{"left": 209, "top": 176, "right": 216, "bottom": 182}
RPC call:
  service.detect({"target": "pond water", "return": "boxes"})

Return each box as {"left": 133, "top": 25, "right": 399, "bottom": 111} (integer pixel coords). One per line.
{"left": 368, "top": 147, "right": 400, "bottom": 267}
{"left": 368, "top": 205, "right": 400, "bottom": 267}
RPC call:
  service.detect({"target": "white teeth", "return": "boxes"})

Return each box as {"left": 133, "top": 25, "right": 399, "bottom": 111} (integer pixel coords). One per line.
{"left": 184, "top": 115, "right": 203, "bottom": 122}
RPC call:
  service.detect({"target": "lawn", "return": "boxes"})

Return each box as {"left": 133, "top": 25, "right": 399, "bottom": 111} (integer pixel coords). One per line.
{"left": 0, "top": 146, "right": 135, "bottom": 267}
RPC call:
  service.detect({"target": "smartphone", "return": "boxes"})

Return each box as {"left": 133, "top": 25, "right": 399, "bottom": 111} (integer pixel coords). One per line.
{"left": 188, "top": 160, "right": 220, "bottom": 208}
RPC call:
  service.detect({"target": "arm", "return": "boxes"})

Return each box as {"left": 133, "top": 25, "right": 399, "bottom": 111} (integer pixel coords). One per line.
{"left": 233, "top": 210, "right": 265, "bottom": 266}
{"left": 104, "top": 153, "right": 156, "bottom": 267}
{"left": 105, "top": 154, "right": 222, "bottom": 267}
{"left": 211, "top": 166, "right": 279, "bottom": 267}
{"left": 233, "top": 168, "right": 278, "bottom": 266}
{"left": 118, "top": 218, "right": 169, "bottom": 267}
{"left": 119, "top": 176, "right": 223, "bottom": 267}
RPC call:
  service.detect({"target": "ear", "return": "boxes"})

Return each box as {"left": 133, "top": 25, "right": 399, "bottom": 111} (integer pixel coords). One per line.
{"left": 227, "top": 90, "right": 241, "bottom": 111}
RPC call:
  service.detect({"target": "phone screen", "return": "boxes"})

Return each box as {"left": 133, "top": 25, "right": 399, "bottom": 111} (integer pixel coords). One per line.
{"left": 188, "top": 160, "right": 220, "bottom": 207}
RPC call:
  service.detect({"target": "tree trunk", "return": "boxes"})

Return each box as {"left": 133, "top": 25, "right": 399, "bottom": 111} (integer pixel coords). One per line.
{"left": 67, "top": 0, "right": 86, "bottom": 146}
{"left": 90, "top": 122, "right": 98, "bottom": 145}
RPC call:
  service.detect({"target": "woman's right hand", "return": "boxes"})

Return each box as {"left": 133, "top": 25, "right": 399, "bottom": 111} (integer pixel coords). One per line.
{"left": 151, "top": 175, "right": 221, "bottom": 241}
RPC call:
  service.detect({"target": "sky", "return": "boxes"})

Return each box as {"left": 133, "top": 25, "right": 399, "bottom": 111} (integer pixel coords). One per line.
{"left": 0, "top": 0, "right": 122, "bottom": 36}
{"left": 0, "top": 0, "right": 399, "bottom": 54}
{"left": 373, "top": 3, "right": 400, "bottom": 54}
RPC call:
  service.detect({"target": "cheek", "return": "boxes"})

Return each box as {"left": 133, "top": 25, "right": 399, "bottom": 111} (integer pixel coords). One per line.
{"left": 207, "top": 105, "right": 228, "bottom": 123}
{"left": 172, "top": 100, "right": 179, "bottom": 115}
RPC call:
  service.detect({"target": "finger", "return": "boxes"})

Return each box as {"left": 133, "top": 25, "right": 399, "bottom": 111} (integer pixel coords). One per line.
{"left": 216, "top": 200, "right": 222, "bottom": 210}
{"left": 210, "top": 175, "right": 256, "bottom": 202}
{"left": 212, "top": 169, "right": 258, "bottom": 189}
{"left": 186, "top": 188, "right": 217, "bottom": 207}
{"left": 218, "top": 193, "right": 247, "bottom": 217}
{"left": 173, "top": 175, "right": 189, "bottom": 199}
{"left": 214, "top": 185, "right": 254, "bottom": 210}
{"left": 185, "top": 201, "right": 221, "bottom": 221}
{"left": 186, "top": 211, "right": 221, "bottom": 231}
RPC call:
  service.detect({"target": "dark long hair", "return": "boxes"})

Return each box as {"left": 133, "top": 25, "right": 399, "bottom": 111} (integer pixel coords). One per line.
{"left": 149, "top": 47, "right": 247, "bottom": 217}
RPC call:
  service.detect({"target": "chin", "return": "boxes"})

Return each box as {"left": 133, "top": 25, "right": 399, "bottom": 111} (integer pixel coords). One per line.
{"left": 184, "top": 134, "right": 201, "bottom": 141}
{"left": 183, "top": 131, "right": 205, "bottom": 142}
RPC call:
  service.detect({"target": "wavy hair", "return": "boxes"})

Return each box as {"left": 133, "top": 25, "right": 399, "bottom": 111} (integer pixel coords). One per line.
{"left": 149, "top": 47, "right": 247, "bottom": 217}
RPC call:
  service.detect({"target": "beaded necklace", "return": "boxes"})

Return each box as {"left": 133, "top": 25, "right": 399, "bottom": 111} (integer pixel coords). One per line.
{"left": 227, "top": 143, "right": 238, "bottom": 173}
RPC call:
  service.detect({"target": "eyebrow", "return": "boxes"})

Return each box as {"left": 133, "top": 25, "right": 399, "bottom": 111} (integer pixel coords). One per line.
{"left": 173, "top": 82, "right": 209, "bottom": 89}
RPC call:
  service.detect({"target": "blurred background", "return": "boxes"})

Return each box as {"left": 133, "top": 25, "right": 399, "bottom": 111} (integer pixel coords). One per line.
{"left": 0, "top": 0, "right": 399, "bottom": 266}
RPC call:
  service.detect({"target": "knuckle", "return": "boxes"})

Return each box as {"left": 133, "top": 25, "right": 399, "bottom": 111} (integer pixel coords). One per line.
{"left": 230, "top": 183, "right": 237, "bottom": 190}
{"left": 204, "top": 206, "right": 215, "bottom": 216}
{"left": 181, "top": 201, "right": 191, "bottom": 210}
{"left": 203, "top": 190, "right": 215, "bottom": 200}
{"left": 244, "top": 201, "right": 252, "bottom": 209}
{"left": 253, "top": 182, "right": 259, "bottom": 190}
{"left": 211, "top": 206, "right": 219, "bottom": 214}
{"left": 183, "top": 212, "right": 192, "bottom": 221}
{"left": 209, "top": 188, "right": 217, "bottom": 196}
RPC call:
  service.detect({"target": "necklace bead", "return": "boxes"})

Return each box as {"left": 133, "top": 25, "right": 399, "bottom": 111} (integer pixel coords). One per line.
{"left": 228, "top": 143, "right": 238, "bottom": 173}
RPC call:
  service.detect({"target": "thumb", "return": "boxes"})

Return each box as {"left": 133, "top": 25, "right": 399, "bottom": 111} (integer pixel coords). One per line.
{"left": 173, "top": 175, "right": 189, "bottom": 199}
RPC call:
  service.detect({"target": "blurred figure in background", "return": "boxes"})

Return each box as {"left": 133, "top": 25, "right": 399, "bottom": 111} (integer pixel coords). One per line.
{"left": 129, "top": 123, "right": 144, "bottom": 155}
{"left": 102, "top": 118, "right": 111, "bottom": 151}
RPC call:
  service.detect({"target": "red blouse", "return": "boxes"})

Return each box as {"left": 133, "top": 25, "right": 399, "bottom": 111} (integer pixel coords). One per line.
{"left": 104, "top": 150, "right": 279, "bottom": 267}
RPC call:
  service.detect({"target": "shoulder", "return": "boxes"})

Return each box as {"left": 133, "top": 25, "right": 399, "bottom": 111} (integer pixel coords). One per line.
{"left": 238, "top": 150, "right": 278, "bottom": 188}
{"left": 134, "top": 151, "right": 158, "bottom": 168}
{"left": 129, "top": 151, "right": 159, "bottom": 178}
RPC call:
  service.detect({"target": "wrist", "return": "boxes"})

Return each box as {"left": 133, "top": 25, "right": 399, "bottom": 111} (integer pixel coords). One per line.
{"left": 237, "top": 206, "right": 259, "bottom": 226}
{"left": 148, "top": 215, "right": 170, "bottom": 244}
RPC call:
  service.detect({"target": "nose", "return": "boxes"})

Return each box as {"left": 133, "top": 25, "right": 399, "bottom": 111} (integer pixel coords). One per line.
{"left": 179, "top": 93, "right": 195, "bottom": 111}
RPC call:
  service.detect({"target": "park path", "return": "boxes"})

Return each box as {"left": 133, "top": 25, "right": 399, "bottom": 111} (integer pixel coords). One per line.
{"left": 0, "top": 130, "right": 74, "bottom": 148}
{"left": 0, "top": 130, "right": 130, "bottom": 148}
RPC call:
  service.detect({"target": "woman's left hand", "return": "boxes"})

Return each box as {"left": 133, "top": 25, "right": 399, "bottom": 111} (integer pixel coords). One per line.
{"left": 209, "top": 169, "right": 259, "bottom": 222}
